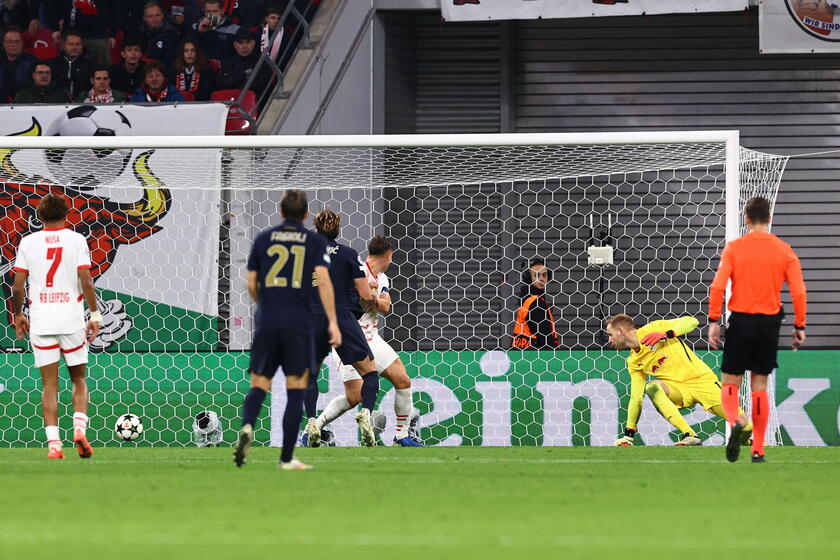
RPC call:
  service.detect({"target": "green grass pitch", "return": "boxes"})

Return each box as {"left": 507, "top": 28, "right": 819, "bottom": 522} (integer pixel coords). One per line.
{"left": 2, "top": 446, "right": 839, "bottom": 560}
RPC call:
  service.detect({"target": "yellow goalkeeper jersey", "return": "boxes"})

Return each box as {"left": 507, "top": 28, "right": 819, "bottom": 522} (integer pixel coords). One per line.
{"left": 625, "top": 316, "right": 716, "bottom": 430}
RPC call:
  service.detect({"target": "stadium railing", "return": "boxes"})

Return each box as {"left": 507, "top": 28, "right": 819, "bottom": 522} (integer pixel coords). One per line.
{"left": 232, "top": 0, "right": 322, "bottom": 134}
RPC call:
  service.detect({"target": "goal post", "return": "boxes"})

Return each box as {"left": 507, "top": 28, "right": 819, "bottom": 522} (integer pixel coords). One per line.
{"left": 0, "top": 131, "right": 788, "bottom": 447}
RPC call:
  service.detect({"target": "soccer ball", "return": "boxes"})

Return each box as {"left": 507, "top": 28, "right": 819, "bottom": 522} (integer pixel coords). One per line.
{"left": 115, "top": 413, "right": 143, "bottom": 441}
{"left": 44, "top": 105, "right": 133, "bottom": 187}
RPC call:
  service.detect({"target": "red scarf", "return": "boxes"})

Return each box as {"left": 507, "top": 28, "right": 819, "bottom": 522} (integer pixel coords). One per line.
{"left": 176, "top": 68, "right": 200, "bottom": 94}
{"left": 143, "top": 85, "right": 169, "bottom": 102}
{"left": 85, "top": 87, "right": 114, "bottom": 103}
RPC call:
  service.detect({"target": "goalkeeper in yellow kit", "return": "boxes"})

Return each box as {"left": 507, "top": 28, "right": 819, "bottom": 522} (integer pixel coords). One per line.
{"left": 606, "top": 314, "right": 752, "bottom": 446}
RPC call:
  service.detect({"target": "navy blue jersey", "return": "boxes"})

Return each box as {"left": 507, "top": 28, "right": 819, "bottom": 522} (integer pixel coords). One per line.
{"left": 311, "top": 240, "right": 365, "bottom": 313}
{"left": 247, "top": 220, "right": 330, "bottom": 331}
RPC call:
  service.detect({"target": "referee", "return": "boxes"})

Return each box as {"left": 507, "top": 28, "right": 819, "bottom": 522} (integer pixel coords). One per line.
{"left": 707, "top": 196, "right": 807, "bottom": 463}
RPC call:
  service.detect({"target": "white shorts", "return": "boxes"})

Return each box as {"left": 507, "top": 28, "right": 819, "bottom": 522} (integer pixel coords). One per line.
{"left": 30, "top": 330, "right": 88, "bottom": 368}
{"left": 337, "top": 333, "right": 400, "bottom": 382}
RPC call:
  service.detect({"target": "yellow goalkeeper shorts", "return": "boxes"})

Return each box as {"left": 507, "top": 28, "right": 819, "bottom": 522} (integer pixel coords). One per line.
{"left": 662, "top": 374, "right": 723, "bottom": 412}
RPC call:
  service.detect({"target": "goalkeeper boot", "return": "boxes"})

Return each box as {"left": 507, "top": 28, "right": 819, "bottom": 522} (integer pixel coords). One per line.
{"left": 726, "top": 422, "right": 744, "bottom": 463}
{"left": 47, "top": 441, "right": 64, "bottom": 460}
{"left": 279, "top": 457, "right": 314, "bottom": 470}
{"left": 675, "top": 433, "right": 702, "bottom": 446}
{"left": 304, "top": 418, "right": 321, "bottom": 448}
{"left": 355, "top": 409, "right": 377, "bottom": 447}
{"left": 394, "top": 435, "right": 425, "bottom": 447}
{"left": 233, "top": 424, "right": 254, "bottom": 468}
{"left": 740, "top": 425, "right": 753, "bottom": 447}
{"left": 751, "top": 451, "right": 767, "bottom": 463}
{"left": 73, "top": 430, "right": 93, "bottom": 459}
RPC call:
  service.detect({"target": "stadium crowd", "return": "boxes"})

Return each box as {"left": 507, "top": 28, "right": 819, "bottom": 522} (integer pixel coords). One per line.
{"left": 0, "top": 0, "right": 319, "bottom": 104}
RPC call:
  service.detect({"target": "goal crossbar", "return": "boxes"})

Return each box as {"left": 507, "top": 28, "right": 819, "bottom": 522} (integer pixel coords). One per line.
{"left": 0, "top": 130, "right": 741, "bottom": 150}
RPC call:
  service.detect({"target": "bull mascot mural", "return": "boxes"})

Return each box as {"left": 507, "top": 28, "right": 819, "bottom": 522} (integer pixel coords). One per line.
{"left": 1, "top": 117, "right": 171, "bottom": 349}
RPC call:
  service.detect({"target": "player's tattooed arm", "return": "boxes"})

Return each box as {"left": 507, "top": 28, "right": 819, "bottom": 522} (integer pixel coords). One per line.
{"left": 376, "top": 291, "right": 391, "bottom": 314}
{"left": 78, "top": 268, "right": 100, "bottom": 342}
{"left": 354, "top": 277, "right": 377, "bottom": 313}
{"left": 11, "top": 270, "right": 26, "bottom": 316}
{"left": 12, "top": 270, "right": 29, "bottom": 339}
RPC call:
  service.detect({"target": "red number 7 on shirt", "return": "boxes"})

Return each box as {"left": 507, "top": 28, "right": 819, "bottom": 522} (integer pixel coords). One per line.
{"left": 46, "top": 247, "right": 63, "bottom": 287}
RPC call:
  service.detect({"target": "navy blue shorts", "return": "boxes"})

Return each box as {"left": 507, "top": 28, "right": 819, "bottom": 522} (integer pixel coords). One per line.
{"left": 249, "top": 327, "right": 314, "bottom": 378}
{"left": 313, "top": 310, "right": 373, "bottom": 366}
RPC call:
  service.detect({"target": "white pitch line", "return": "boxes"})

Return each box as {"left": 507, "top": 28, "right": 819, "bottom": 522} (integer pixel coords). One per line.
{"left": 3, "top": 455, "right": 839, "bottom": 466}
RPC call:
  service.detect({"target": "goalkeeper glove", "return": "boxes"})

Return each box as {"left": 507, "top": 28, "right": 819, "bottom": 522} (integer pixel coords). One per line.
{"left": 614, "top": 427, "right": 636, "bottom": 446}
{"left": 640, "top": 330, "right": 675, "bottom": 347}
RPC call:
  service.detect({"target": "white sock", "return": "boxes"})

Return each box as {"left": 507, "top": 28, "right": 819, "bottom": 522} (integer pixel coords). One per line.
{"left": 394, "top": 388, "right": 413, "bottom": 438}
{"left": 316, "top": 396, "right": 352, "bottom": 428}
{"left": 73, "top": 412, "right": 89, "bottom": 435}
{"left": 45, "top": 425, "right": 60, "bottom": 444}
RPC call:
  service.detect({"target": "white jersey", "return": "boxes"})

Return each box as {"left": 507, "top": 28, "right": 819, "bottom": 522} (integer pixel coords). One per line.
{"left": 14, "top": 228, "right": 92, "bottom": 335}
{"left": 358, "top": 261, "right": 389, "bottom": 342}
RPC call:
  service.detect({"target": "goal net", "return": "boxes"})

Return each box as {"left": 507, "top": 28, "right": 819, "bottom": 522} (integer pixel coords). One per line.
{"left": 0, "top": 131, "right": 788, "bottom": 447}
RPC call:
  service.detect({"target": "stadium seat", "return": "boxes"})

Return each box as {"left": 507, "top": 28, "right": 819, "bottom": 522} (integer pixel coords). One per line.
{"left": 210, "top": 89, "right": 259, "bottom": 135}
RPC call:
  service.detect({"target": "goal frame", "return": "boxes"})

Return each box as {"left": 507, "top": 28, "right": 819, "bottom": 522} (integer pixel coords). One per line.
{"left": 5, "top": 129, "right": 777, "bottom": 447}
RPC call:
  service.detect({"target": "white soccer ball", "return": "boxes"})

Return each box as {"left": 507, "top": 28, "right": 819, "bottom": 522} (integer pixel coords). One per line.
{"left": 44, "top": 105, "right": 133, "bottom": 187}
{"left": 115, "top": 413, "right": 144, "bottom": 441}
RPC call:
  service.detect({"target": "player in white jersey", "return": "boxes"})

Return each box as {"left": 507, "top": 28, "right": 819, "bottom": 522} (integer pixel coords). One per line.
{"left": 306, "top": 235, "right": 423, "bottom": 447}
{"left": 12, "top": 195, "right": 101, "bottom": 459}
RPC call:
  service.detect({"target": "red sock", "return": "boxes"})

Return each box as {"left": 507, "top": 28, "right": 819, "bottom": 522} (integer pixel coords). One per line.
{"left": 751, "top": 390, "right": 769, "bottom": 456}
{"left": 721, "top": 383, "right": 740, "bottom": 428}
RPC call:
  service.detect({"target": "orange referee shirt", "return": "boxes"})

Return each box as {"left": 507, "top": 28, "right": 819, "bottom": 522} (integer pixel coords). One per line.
{"left": 709, "top": 231, "right": 807, "bottom": 327}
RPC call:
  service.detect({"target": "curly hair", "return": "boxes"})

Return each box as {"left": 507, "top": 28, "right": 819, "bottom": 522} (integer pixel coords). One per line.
{"left": 314, "top": 209, "right": 340, "bottom": 240}
{"left": 37, "top": 194, "right": 69, "bottom": 223}
{"left": 174, "top": 38, "right": 210, "bottom": 73}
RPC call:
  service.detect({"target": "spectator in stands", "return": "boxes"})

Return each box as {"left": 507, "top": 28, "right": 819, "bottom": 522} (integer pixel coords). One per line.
{"left": 511, "top": 258, "right": 559, "bottom": 350}
{"left": 130, "top": 59, "right": 184, "bottom": 101}
{"left": 13, "top": 62, "right": 69, "bottom": 103}
{"left": 110, "top": 37, "right": 146, "bottom": 95}
{"left": 50, "top": 28, "right": 97, "bottom": 99}
{"left": 191, "top": 0, "right": 239, "bottom": 62}
{"left": 125, "top": 0, "right": 173, "bottom": 32}
{"left": 0, "top": 1, "right": 41, "bottom": 36}
{"left": 175, "top": 0, "right": 263, "bottom": 33}
{"left": 259, "top": 2, "right": 284, "bottom": 55}
{"left": 1, "top": 26, "right": 37, "bottom": 101}
{"left": 217, "top": 27, "right": 270, "bottom": 92}
{"left": 172, "top": 37, "right": 213, "bottom": 100}
{"left": 140, "top": 1, "right": 181, "bottom": 67}
{"left": 75, "top": 66, "right": 127, "bottom": 102}
{"left": 47, "top": 0, "right": 121, "bottom": 66}
{"left": 232, "top": 0, "right": 267, "bottom": 29}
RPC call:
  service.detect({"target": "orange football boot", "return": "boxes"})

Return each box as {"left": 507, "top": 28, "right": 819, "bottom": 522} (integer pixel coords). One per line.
{"left": 74, "top": 431, "right": 93, "bottom": 458}
{"left": 47, "top": 442, "right": 65, "bottom": 459}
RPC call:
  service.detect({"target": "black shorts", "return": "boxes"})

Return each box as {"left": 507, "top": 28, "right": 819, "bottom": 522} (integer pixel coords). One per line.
{"left": 249, "top": 327, "right": 314, "bottom": 378}
{"left": 312, "top": 311, "right": 373, "bottom": 366}
{"left": 721, "top": 312, "right": 782, "bottom": 375}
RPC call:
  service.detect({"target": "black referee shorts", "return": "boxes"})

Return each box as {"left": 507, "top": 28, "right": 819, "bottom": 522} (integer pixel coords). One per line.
{"left": 721, "top": 312, "right": 783, "bottom": 376}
